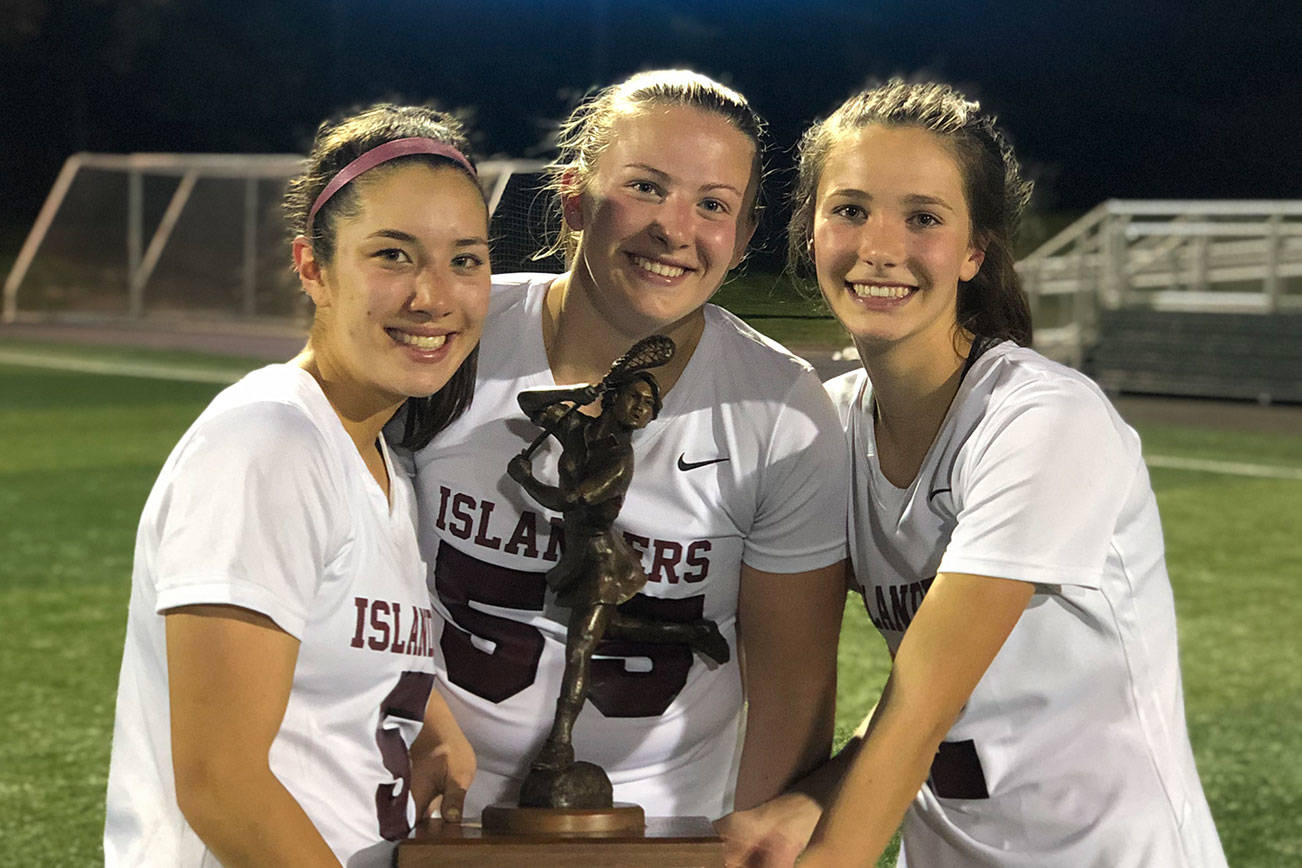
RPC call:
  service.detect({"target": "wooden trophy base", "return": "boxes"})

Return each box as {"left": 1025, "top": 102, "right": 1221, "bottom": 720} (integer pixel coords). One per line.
{"left": 397, "top": 813, "right": 725, "bottom": 867}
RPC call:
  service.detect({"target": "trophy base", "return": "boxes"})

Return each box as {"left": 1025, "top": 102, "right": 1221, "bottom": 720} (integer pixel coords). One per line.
{"left": 482, "top": 802, "right": 645, "bottom": 835}
{"left": 397, "top": 815, "right": 724, "bottom": 867}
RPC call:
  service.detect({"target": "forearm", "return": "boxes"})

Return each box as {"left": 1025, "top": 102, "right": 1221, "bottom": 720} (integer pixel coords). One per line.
{"left": 799, "top": 573, "right": 1035, "bottom": 866}
{"left": 517, "top": 386, "right": 595, "bottom": 420}
{"left": 733, "top": 686, "right": 834, "bottom": 810}
{"left": 799, "top": 678, "right": 942, "bottom": 867}
{"left": 176, "top": 764, "right": 339, "bottom": 867}
{"left": 517, "top": 476, "right": 568, "bottom": 511}
{"left": 716, "top": 705, "right": 871, "bottom": 865}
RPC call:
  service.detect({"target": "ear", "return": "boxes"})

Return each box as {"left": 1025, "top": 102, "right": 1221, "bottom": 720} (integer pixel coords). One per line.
{"left": 560, "top": 167, "right": 586, "bottom": 232}
{"left": 292, "top": 235, "right": 331, "bottom": 308}
{"left": 960, "top": 244, "right": 985, "bottom": 283}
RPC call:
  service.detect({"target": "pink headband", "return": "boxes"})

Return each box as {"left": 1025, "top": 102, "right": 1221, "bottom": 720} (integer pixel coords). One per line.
{"left": 305, "top": 137, "right": 477, "bottom": 236}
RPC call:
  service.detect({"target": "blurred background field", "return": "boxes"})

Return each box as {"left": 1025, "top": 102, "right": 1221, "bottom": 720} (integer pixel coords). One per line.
{"left": 1, "top": 327, "right": 1299, "bottom": 866}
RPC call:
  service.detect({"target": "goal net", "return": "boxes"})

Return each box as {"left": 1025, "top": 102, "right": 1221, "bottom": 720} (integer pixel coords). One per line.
{"left": 3, "top": 153, "right": 557, "bottom": 325}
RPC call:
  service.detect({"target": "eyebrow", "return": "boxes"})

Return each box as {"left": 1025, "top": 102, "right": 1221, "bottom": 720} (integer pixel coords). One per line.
{"left": 625, "top": 163, "right": 745, "bottom": 199}
{"left": 902, "top": 193, "right": 958, "bottom": 212}
{"left": 366, "top": 229, "right": 490, "bottom": 247}
{"left": 824, "top": 189, "right": 958, "bottom": 212}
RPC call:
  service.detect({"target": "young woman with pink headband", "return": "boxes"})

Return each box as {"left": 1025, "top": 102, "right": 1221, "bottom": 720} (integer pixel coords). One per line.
{"left": 104, "top": 105, "right": 490, "bottom": 867}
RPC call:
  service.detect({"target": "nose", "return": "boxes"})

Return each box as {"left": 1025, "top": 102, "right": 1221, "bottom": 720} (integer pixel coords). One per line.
{"left": 408, "top": 268, "right": 452, "bottom": 318}
{"left": 858, "top": 214, "right": 904, "bottom": 270}
{"left": 648, "top": 195, "right": 693, "bottom": 249}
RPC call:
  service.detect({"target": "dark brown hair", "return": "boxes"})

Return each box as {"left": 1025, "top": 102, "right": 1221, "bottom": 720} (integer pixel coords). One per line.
{"left": 284, "top": 104, "right": 485, "bottom": 449}
{"left": 789, "top": 80, "right": 1033, "bottom": 345}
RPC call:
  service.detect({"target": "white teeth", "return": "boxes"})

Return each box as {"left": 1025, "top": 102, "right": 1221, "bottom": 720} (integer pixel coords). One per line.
{"left": 393, "top": 332, "right": 447, "bottom": 350}
{"left": 851, "top": 283, "right": 912, "bottom": 299}
{"left": 632, "top": 255, "right": 686, "bottom": 278}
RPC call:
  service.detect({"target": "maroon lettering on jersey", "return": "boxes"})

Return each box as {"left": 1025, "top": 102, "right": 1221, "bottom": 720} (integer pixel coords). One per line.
{"left": 434, "top": 485, "right": 452, "bottom": 531}
{"left": 504, "top": 511, "right": 540, "bottom": 558}
{"left": 867, "top": 577, "right": 936, "bottom": 633}
{"left": 870, "top": 586, "right": 892, "bottom": 631}
{"left": 888, "top": 585, "right": 912, "bottom": 632}
{"left": 390, "top": 602, "right": 407, "bottom": 654}
{"left": 350, "top": 596, "right": 369, "bottom": 648}
{"left": 435, "top": 541, "right": 546, "bottom": 702}
{"left": 373, "top": 671, "right": 434, "bottom": 839}
{"left": 369, "top": 601, "right": 392, "bottom": 651}
{"left": 684, "top": 540, "right": 711, "bottom": 583}
{"left": 623, "top": 532, "right": 651, "bottom": 562}
{"left": 448, "top": 492, "right": 475, "bottom": 540}
{"left": 542, "top": 516, "right": 565, "bottom": 562}
{"left": 649, "top": 539, "right": 684, "bottom": 584}
{"left": 474, "top": 499, "right": 504, "bottom": 550}
{"left": 419, "top": 608, "right": 435, "bottom": 657}
{"left": 586, "top": 593, "right": 704, "bottom": 717}
{"left": 434, "top": 543, "right": 710, "bottom": 714}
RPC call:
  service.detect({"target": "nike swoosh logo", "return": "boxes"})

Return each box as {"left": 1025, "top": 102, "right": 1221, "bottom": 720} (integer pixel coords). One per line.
{"left": 928, "top": 487, "right": 952, "bottom": 504}
{"left": 677, "top": 453, "right": 731, "bottom": 471}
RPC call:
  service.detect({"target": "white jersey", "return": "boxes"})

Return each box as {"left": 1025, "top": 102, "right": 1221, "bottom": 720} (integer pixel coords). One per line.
{"left": 105, "top": 364, "right": 438, "bottom": 868}
{"left": 826, "top": 342, "right": 1226, "bottom": 867}
{"left": 406, "top": 274, "right": 848, "bottom": 819}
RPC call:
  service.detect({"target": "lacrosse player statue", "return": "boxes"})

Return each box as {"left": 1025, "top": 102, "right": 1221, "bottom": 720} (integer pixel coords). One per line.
{"left": 502, "top": 334, "right": 731, "bottom": 817}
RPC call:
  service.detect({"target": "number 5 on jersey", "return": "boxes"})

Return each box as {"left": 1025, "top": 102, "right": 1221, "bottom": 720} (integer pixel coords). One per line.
{"left": 434, "top": 541, "right": 706, "bottom": 716}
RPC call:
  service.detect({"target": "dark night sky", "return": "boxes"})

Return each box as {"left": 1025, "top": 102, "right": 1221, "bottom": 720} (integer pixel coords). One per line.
{"left": 2, "top": 0, "right": 1300, "bottom": 254}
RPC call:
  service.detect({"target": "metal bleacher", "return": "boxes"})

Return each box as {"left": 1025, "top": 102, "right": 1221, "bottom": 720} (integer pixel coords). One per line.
{"left": 1018, "top": 200, "right": 1302, "bottom": 403}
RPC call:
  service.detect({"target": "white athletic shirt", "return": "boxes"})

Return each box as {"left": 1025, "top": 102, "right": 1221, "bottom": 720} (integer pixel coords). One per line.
{"left": 105, "top": 364, "right": 439, "bottom": 868}
{"left": 825, "top": 342, "right": 1226, "bottom": 867}
{"left": 404, "top": 274, "right": 848, "bottom": 819}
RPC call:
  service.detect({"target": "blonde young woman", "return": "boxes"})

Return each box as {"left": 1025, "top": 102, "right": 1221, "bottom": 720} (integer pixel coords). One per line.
{"left": 407, "top": 70, "right": 849, "bottom": 821}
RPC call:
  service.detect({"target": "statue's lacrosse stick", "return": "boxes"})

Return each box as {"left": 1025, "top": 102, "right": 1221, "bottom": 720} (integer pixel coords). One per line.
{"left": 518, "top": 334, "right": 676, "bottom": 459}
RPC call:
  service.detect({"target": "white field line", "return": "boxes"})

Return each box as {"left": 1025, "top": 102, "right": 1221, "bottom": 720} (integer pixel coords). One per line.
{"left": 1143, "top": 454, "right": 1302, "bottom": 482}
{"left": 4, "top": 346, "right": 1301, "bottom": 483}
{"left": 0, "top": 348, "right": 248, "bottom": 385}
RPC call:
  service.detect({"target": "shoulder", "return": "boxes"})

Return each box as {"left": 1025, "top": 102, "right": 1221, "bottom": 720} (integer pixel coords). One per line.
{"left": 962, "top": 343, "right": 1138, "bottom": 458}
{"left": 701, "top": 304, "right": 823, "bottom": 393}
{"left": 978, "top": 344, "right": 1120, "bottom": 422}
{"left": 179, "top": 365, "right": 340, "bottom": 474}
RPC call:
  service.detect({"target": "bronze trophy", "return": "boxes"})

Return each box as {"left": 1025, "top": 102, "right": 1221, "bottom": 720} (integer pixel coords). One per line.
{"left": 399, "top": 336, "right": 729, "bottom": 866}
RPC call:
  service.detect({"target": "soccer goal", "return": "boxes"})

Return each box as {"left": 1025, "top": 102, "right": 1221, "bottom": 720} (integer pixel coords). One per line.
{"left": 3, "top": 152, "right": 555, "bottom": 325}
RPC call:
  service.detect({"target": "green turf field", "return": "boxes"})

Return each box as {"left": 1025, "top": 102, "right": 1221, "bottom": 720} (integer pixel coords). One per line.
{"left": 1, "top": 340, "right": 1299, "bottom": 866}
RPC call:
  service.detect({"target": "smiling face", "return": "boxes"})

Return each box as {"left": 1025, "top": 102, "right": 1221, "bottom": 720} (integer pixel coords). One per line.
{"left": 812, "top": 125, "right": 984, "bottom": 357}
{"left": 566, "top": 105, "right": 758, "bottom": 338}
{"left": 295, "top": 162, "right": 491, "bottom": 413}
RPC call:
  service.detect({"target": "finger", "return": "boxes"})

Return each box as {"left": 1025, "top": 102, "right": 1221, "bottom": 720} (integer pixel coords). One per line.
{"left": 440, "top": 784, "right": 467, "bottom": 824}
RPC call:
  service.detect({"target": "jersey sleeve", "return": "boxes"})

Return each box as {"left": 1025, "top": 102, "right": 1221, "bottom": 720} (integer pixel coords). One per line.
{"left": 939, "top": 377, "right": 1138, "bottom": 588}
{"left": 151, "top": 402, "right": 344, "bottom": 638}
{"left": 742, "top": 372, "right": 850, "bottom": 574}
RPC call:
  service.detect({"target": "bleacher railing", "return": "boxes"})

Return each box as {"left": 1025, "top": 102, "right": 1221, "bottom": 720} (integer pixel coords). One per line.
{"left": 1017, "top": 200, "right": 1302, "bottom": 367}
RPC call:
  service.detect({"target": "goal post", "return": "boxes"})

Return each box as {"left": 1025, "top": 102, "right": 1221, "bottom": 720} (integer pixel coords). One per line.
{"left": 4, "top": 152, "right": 553, "bottom": 325}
